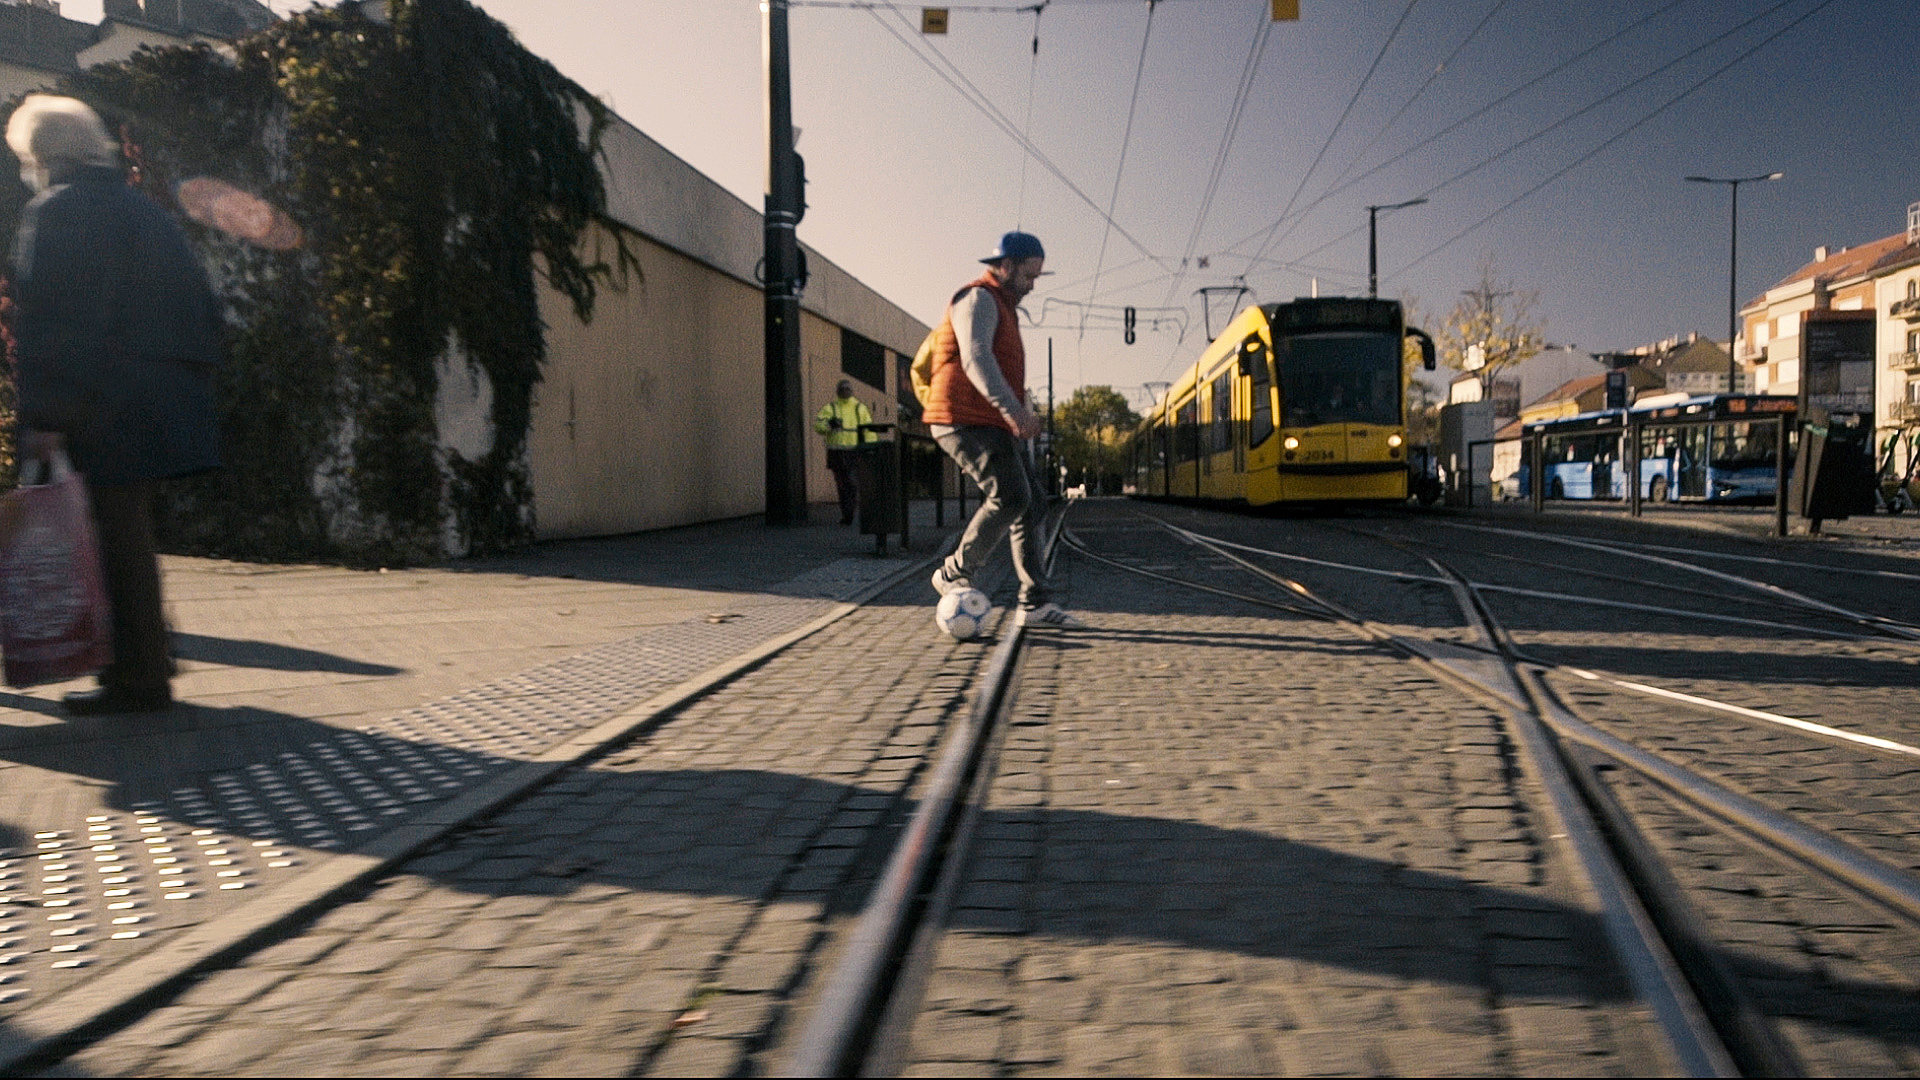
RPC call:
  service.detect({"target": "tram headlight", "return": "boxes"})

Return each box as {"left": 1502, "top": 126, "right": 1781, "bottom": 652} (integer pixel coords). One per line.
{"left": 1283, "top": 437, "right": 1300, "bottom": 450}
{"left": 1387, "top": 434, "right": 1404, "bottom": 448}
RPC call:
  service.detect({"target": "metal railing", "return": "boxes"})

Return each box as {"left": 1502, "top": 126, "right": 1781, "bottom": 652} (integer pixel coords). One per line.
{"left": 1529, "top": 413, "right": 1791, "bottom": 537}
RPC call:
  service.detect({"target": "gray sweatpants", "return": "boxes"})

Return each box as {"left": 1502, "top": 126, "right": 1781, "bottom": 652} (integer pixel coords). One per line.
{"left": 936, "top": 424, "right": 1049, "bottom": 608}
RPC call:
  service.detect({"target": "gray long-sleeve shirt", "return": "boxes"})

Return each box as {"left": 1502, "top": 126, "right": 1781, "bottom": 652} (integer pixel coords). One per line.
{"left": 930, "top": 286, "right": 1028, "bottom": 436}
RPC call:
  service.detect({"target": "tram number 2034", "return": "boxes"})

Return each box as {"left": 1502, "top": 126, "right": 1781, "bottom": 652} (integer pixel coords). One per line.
{"left": 1296, "top": 449, "right": 1335, "bottom": 463}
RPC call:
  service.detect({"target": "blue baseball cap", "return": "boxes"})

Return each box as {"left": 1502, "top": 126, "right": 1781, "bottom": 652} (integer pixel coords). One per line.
{"left": 980, "top": 230, "right": 1047, "bottom": 264}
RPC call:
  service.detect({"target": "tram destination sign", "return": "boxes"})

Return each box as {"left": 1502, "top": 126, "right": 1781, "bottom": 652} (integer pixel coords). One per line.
{"left": 1270, "top": 298, "right": 1401, "bottom": 334}
{"left": 1800, "top": 310, "right": 1876, "bottom": 419}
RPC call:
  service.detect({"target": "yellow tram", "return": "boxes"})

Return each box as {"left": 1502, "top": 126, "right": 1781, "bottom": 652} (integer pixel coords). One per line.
{"left": 1130, "top": 297, "right": 1435, "bottom": 506}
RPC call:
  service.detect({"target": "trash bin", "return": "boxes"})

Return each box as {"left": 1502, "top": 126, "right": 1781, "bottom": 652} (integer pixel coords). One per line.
{"left": 1791, "top": 408, "right": 1876, "bottom": 529}
{"left": 855, "top": 424, "right": 903, "bottom": 553}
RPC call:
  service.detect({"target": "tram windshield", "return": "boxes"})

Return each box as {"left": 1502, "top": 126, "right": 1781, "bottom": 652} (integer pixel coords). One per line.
{"left": 1277, "top": 331, "right": 1400, "bottom": 427}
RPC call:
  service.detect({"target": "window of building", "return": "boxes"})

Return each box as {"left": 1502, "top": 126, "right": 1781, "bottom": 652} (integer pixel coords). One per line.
{"left": 841, "top": 328, "right": 886, "bottom": 390}
{"left": 895, "top": 352, "right": 920, "bottom": 418}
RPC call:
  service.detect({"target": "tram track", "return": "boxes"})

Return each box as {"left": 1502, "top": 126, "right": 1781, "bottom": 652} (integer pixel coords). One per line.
{"left": 1136, "top": 505, "right": 1920, "bottom": 1075}
{"left": 786, "top": 500, "right": 1918, "bottom": 1075}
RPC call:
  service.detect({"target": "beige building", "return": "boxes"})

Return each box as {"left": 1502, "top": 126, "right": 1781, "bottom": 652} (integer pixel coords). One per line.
{"left": 1, "top": 1, "right": 931, "bottom": 545}
{"left": 1738, "top": 202, "right": 1920, "bottom": 467}
{"left": 519, "top": 113, "right": 928, "bottom": 540}
{"left": 0, "top": 0, "right": 273, "bottom": 100}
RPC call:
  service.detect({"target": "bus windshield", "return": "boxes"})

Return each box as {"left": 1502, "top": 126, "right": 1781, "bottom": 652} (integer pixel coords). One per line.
{"left": 1712, "top": 421, "right": 1779, "bottom": 469}
{"left": 1278, "top": 331, "right": 1401, "bottom": 427}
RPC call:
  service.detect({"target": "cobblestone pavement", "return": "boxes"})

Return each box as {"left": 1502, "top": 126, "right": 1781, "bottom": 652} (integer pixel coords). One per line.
{"left": 1602, "top": 763, "right": 1920, "bottom": 1074}
{"left": 1121, "top": 502, "right": 1920, "bottom": 1075}
{"left": 903, "top": 506, "right": 1676, "bottom": 1077}
{"left": 0, "top": 511, "right": 942, "bottom": 1059}
{"left": 43, "top": 571, "right": 996, "bottom": 1077}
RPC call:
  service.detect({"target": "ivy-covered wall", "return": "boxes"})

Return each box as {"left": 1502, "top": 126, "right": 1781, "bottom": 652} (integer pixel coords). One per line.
{"left": 0, "top": 0, "right": 629, "bottom": 564}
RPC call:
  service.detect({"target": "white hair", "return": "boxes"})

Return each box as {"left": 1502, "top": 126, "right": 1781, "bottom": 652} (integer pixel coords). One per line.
{"left": 5, "top": 95, "right": 118, "bottom": 174}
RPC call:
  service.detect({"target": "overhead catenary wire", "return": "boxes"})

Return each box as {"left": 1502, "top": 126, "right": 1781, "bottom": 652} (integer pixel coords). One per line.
{"left": 1213, "top": 0, "right": 1694, "bottom": 268}
{"left": 1015, "top": 2, "right": 1047, "bottom": 227}
{"left": 1158, "top": 4, "right": 1275, "bottom": 313}
{"left": 1391, "top": 0, "right": 1842, "bottom": 277}
{"left": 1244, "top": 0, "right": 1422, "bottom": 274}
{"left": 1243, "top": 0, "right": 1814, "bottom": 292}
{"left": 862, "top": 5, "right": 1169, "bottom": 268}
{"left": 1080, "top": 0, "right": 1162, "bottom": 363}
{"left": 1312, "top": 0, "right": 1511, "bottom": 200}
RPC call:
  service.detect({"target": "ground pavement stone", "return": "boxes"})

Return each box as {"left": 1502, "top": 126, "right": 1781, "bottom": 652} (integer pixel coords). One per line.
{"left": 45, "top": 570, "right": 989, "bottom": 1076}
{"left": 901, "top": 504, "right": 1678, "bottom": 1076}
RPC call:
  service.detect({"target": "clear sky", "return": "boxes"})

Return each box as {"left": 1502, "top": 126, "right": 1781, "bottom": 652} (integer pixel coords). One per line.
{"left": 64, "top": 1, "right": 1920, "bottom": 407}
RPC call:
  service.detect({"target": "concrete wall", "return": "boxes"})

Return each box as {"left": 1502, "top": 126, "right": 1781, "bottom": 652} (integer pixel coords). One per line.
{"left": 528, "top": 115, "right": 929, "bottom": 540}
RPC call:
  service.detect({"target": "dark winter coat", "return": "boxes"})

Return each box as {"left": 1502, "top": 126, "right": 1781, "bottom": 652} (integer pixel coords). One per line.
{"left": 12, "top": 164, "right": 222, "bottom": 485}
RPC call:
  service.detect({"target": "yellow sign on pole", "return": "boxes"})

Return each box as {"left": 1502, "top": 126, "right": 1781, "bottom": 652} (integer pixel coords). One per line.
{"left": 1271, "top": 0, "right": 1299, "bottom": 20}
{"left": 922, "top": 8, "right": 949, "bottom": 33}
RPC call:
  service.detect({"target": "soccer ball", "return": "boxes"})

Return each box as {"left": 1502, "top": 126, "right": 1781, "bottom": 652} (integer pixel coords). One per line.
{"left": 935, "top": 588, "right": 992, "bottom": 640}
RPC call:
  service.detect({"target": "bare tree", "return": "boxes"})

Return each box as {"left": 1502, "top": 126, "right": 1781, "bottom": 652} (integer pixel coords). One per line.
{"left": 1439, "top": 254, "right": 1545, "bottom": 391}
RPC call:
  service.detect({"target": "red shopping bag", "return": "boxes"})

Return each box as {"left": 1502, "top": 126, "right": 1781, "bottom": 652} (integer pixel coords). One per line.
{"left": 0, "top": 450, "right": 113, "bottom": 687}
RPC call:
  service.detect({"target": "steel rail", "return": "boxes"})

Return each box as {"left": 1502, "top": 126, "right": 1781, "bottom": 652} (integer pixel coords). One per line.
{"left": 1170, "top": 521, "right": 1920, "bottom": 761}
{"left": 783, "top": 505, "right": 1068, "bottom": 1077}
{"left": 1606, "top": 539, "right": 1920, "bottom": 584}
{"left": 1136, "top": 517, "right": 1740, "bottom": 1077}
{"left": 1146, "top": 510, "right": 1920, "bottom": 1071}
{"left": 1182, "top": 518, "right": 1920, "bottom": 927}
{"left": 1174, "top": 523, "right": 1889, "bottom": 642}
{"left": 1436, "top": 521, "right": 1920, "bottom": 642}
{"left": 1520, "top": 670, "right": 1920, "bottom": 927}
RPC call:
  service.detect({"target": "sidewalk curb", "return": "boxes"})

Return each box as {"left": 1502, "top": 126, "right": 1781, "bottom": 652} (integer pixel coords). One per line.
{"left": 0, "top": 545, "right": 947, "bottom": 1072}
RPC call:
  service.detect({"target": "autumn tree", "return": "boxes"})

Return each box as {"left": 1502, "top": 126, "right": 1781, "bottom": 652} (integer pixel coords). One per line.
{"left": 1439, "top": 255, "right": 1545, "bottom": 392}
{"left": 1048, "top": 385, "right": 1141, "bottom": 495}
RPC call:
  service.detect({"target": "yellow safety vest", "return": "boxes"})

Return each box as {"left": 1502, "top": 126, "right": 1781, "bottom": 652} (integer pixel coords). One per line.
{"left": 814, "top": 396, "right": 874, "bottom": 450}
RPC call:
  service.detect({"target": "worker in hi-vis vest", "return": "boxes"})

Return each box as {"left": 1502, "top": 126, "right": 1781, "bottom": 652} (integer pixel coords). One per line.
{"left": 814, "top": 380, "right": 875, "bottom": 525}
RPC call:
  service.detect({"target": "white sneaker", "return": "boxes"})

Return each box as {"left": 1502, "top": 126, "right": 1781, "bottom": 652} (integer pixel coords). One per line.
{"left": 931, "top": 566, "right": 972, "bottom": 596}
{"left": 1016, "top": 603, "right": 1085, "bottom": 629}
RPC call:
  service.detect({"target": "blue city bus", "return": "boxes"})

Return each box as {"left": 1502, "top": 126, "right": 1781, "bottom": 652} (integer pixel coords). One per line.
{"left": 1516, "top": 394, "right": 1796, "bottom": 504}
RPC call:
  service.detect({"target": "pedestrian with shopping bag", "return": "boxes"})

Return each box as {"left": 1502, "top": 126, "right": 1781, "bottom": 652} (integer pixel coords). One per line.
{"left": 0, "top": 443, "right": 112, "bottom": 688}
{"left": 4, "top": 95, "right": 223, "bottom": 713}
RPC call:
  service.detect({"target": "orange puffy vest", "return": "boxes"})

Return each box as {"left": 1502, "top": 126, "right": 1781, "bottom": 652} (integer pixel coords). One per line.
{"left": 921, "top": 275, "right": 1026, "bottom": 431}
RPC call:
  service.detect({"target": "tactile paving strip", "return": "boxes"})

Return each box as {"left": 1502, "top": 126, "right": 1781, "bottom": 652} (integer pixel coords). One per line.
{"left": 0, "top": 559, "right": 909, "bottom": 1016}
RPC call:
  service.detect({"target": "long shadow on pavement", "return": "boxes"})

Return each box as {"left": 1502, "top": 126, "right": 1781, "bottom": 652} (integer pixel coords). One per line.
{"left": 171, "top": 635, "right": 405, "bottom": 677}
{"left": 0, "top": 728, "right": 1911, "bottom": 1061}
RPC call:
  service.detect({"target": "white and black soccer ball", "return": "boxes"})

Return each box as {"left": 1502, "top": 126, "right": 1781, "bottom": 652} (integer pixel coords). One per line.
{"left": 935, "top": 588, "right": 992, "bottom": 640}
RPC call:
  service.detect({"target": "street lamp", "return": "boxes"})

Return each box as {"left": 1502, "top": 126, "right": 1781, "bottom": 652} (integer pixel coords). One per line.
{"left": 1685, "top": 172, "right": 1782, "bottom": 394}
{"left": 1367, "top": 197, "right": 1427, "bottom": 299}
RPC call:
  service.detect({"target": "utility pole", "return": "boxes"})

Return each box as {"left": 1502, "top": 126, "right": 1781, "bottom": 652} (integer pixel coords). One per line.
{"left": 1686, "top": 172, "right": 1782, "bottom": 394}
{"left": 763, "top": 0, "right": 807, "bottom": 524}
{"left": 1366, "top": 197, "right": 1426, "bottom": 299}
{"left": 1047, "top": 338, "right": 1056, "bottom": 497}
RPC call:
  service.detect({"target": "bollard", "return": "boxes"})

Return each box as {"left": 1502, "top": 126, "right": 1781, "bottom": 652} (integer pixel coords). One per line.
{"left": 896, "top": 435, "right": 908, "bottom": 552}
{"left": 1530, "top": 433, "right": 1544, "bottom": 513}
{"left": 1628, "top": 419, "right": 1642, "bottom": 518}
{"left": 1775, "top": 415, "right": 1789, "bottom": 538}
